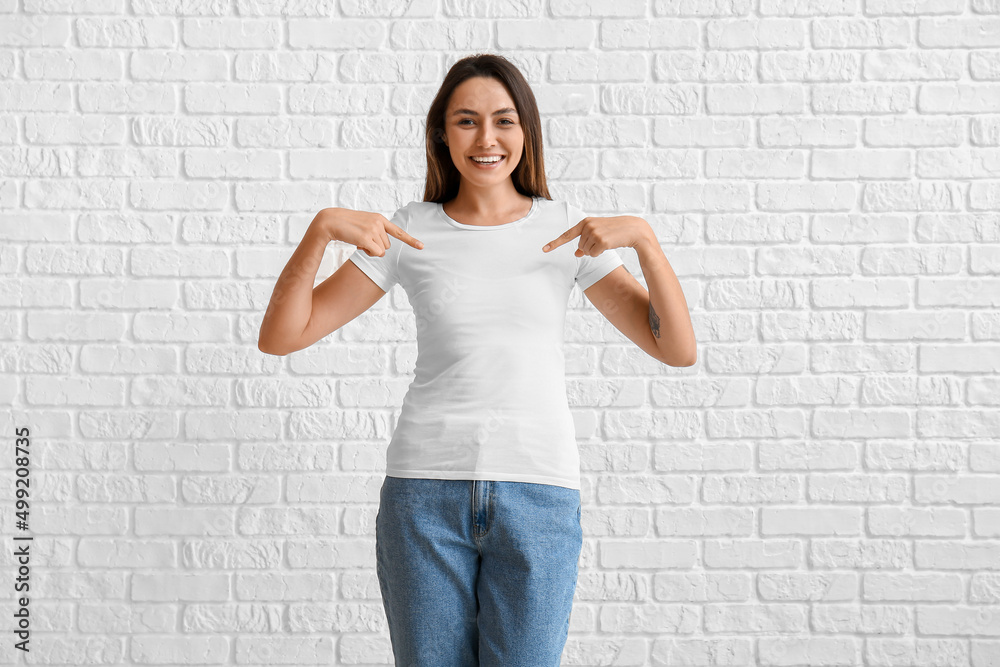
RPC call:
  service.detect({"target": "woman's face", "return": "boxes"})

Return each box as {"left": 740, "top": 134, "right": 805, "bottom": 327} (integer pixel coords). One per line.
{"left": 442, "top": 76, "right": 524, "bottom": 185}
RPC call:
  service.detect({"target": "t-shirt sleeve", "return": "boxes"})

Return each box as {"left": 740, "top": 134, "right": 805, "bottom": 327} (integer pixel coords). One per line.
{"left": 346, "top": 203, "right": 410, "bottom": 292}
{"left": 567, "top": 202, "right": 625, "bottom": 291}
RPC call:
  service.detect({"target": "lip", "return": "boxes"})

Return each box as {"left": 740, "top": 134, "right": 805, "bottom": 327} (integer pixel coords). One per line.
{"left": 469, "top": 155, "right": 506, "bottom": 169}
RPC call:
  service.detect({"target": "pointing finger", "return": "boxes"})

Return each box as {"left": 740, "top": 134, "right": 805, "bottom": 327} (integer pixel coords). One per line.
{"left": 542, "top": 222, "right": 582, "bottom": 252}
{"left": 385, "top": 220, "right": 424, "bottom": 249}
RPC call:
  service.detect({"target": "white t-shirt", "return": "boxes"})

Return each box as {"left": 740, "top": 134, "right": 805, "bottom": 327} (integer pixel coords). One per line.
{"left": 347, "top": 196, "right": 624, "bottom": 490}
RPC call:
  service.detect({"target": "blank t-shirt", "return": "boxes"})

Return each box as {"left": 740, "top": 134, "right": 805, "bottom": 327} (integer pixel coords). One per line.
{"left": 347, "top": 196, "right": 624, "bottom": 490}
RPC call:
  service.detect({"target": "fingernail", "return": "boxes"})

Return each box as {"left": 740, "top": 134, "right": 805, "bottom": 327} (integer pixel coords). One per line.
{"left": 543, "top": 244, "right": 550, "bottom": 251}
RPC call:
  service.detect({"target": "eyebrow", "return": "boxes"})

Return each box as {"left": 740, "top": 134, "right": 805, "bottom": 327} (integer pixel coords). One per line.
{"left": 450, "top": 107, "right": 518, "bottom": 117}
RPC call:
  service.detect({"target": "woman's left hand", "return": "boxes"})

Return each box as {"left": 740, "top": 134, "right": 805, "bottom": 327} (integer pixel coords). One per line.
{"left": 541, "top": 215, "right": 654, "bottom": 257}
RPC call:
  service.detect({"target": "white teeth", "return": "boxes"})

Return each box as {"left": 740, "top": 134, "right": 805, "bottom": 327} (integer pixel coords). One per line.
{"left": 471, "top": 156, "right": 503, "bottom": 163}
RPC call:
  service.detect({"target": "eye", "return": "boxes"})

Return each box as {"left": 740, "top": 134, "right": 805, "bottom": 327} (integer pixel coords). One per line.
{"left": 457, "top": 118, "right": 516, "bottom": 126}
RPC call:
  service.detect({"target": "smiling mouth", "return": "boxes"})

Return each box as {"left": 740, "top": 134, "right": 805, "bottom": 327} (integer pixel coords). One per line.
{"left": 469, "top": 155, "right": 506, "bottom": 165}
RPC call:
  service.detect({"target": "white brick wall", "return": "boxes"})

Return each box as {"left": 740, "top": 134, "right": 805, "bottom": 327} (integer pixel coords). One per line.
{"left": 2, "top": 1, "right": 1000, "bottom": 665}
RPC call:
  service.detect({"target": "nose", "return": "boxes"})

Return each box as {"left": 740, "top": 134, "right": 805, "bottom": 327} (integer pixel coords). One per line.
{"left": 476, "top": 126, "right": 497, "bottom": 147}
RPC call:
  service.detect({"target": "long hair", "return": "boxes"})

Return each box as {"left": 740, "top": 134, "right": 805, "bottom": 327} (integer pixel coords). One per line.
{"left": 422, "top": 53, "right": 550, "bottom": 203}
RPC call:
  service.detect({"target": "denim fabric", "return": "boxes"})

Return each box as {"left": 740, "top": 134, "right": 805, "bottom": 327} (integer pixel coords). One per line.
{"left": 375, "top": 475, "right": 583, "bottom": 666}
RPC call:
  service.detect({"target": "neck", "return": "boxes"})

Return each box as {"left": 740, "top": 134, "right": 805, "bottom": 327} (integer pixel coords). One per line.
{"left": 450, "top": 182, "right": 527, "bottom": 216}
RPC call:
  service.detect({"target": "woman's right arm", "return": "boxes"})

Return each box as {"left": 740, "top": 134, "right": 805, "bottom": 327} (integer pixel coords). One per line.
{"left": 257, "top": 207, "right": 421, "bottom": 356}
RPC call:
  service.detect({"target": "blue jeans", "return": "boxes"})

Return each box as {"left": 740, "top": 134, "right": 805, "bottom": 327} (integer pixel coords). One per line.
{"left": 375, "top": 475, "right": 583, "bottom": 666}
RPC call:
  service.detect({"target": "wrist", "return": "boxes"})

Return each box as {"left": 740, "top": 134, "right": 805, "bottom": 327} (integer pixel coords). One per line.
{"left": 631, "top": 226, "right": 660, "bottom": 254}
{"left": 312, "top": 208, "right": 342, "bottom": 244}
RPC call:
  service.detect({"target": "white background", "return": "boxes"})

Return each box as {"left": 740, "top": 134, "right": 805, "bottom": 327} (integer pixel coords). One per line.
{"left": 2, "top": 1, "right": 1000, "bottom": 665}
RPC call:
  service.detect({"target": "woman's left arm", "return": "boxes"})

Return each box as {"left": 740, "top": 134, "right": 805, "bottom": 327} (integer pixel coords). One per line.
{"left": 543, "top": 215, "right": 697, "bottom": 367}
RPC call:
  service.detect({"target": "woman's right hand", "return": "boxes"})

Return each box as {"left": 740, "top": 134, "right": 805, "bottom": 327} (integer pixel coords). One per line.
{"left": 315, "top": 207, "right": 424, "bottom": 256}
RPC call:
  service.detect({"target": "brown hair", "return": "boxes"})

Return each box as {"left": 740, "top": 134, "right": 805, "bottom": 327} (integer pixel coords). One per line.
{"left": 422, "top": 53, "right": 550, "bottom": 203}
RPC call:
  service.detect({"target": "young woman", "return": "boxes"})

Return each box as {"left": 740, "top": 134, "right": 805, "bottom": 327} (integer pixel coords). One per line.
{"left": 259, "top": 53, "right": 696, "bottom": 666}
